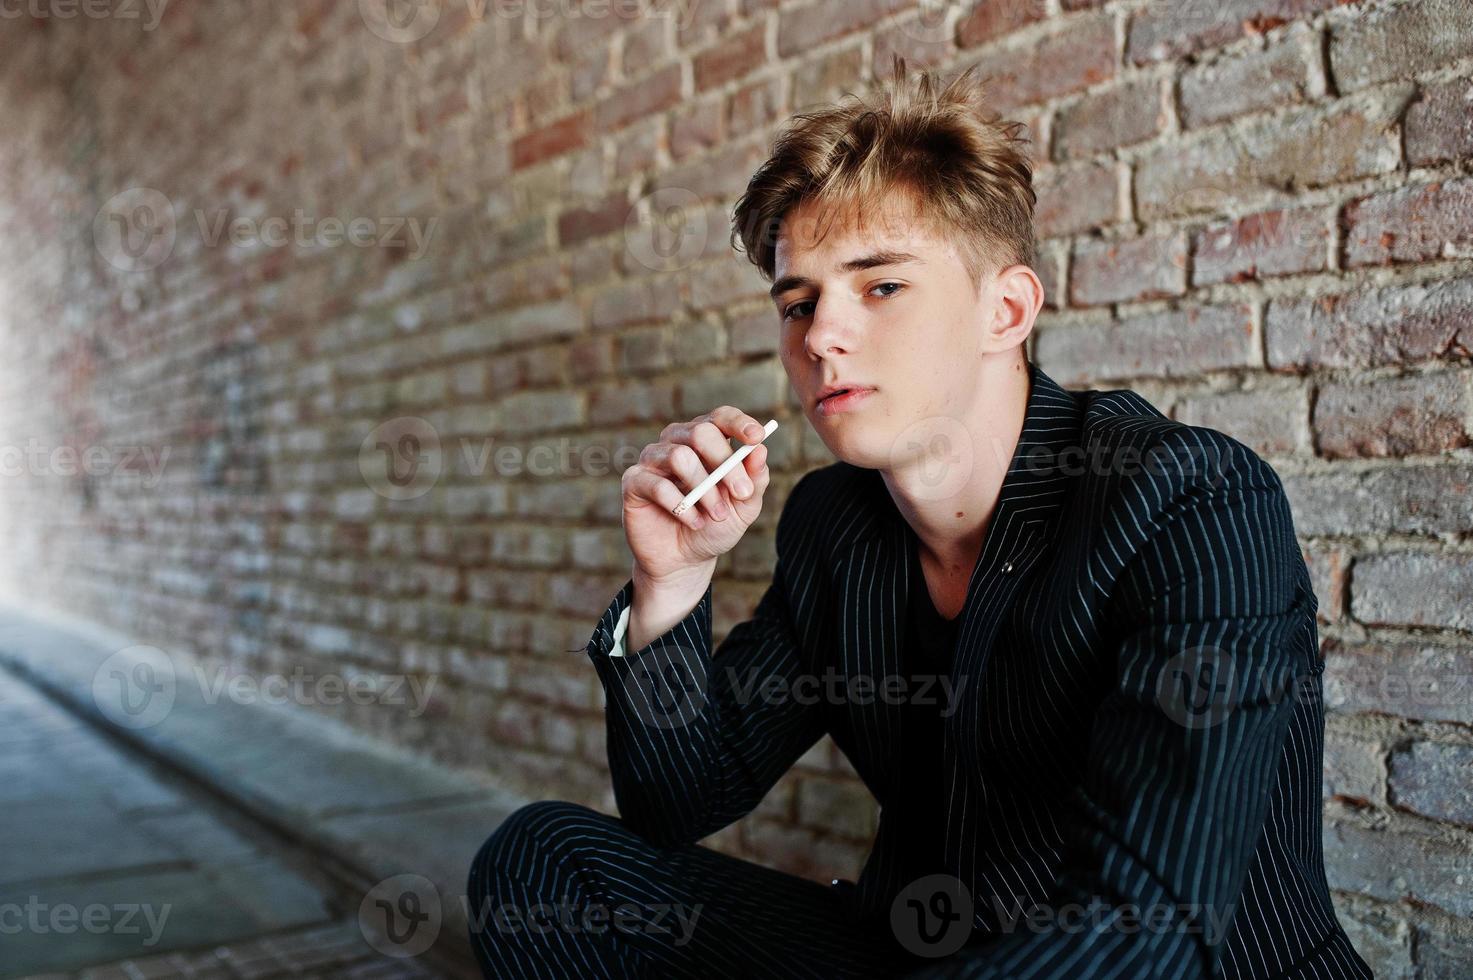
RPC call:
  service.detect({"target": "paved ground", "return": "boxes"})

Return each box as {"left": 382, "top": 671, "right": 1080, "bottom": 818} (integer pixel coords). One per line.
{"left": 0, "top": 603, "right": 528, "bottom": 979}
{"left": 0, "top": 663, "right": 455, "bottom": 979}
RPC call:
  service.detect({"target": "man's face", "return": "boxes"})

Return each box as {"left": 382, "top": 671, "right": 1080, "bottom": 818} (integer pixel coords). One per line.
{"left": 771, "top": 194, "right": 1013, "bottom": 469}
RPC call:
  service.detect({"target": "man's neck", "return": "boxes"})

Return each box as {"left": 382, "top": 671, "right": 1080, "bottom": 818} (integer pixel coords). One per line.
{"left": 879, "top": 356, "right": 1032, "bottom": 579}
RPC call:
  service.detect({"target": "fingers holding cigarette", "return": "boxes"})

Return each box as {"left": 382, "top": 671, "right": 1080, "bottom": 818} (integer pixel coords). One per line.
{"left": 673, "top": 419, "right": 779, "bottom": 516}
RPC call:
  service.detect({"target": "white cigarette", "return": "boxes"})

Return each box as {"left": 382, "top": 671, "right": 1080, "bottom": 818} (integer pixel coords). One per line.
{"left": 672, "top": 419, "right": 779, "bottom": 517}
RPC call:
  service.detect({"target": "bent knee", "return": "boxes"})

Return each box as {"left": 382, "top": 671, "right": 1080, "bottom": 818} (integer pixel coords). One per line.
{"left": 469, "top": 800, "right": 614, "bottom": 884}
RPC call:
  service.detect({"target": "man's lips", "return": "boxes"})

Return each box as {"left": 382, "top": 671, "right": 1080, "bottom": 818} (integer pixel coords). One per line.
{"left": 816, "top": 387, "right": 876, "bottom": 416}
{"left": 816, "top": 385, "right": 874, "bottom": 406}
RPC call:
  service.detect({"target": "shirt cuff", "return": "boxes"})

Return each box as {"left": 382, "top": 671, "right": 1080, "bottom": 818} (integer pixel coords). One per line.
{"left": 609, "top": 604, "right": 630, "bottom": 658}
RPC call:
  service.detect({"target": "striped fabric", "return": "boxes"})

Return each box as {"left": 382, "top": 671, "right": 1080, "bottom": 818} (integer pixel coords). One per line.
{"left": 474, "top": 363, "right": 1371, "bottom": 978}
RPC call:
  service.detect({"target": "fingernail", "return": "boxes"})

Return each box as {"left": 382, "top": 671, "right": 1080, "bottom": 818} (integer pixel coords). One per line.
{"left": 743, "top": 423, "right": 762, "bottom": 440}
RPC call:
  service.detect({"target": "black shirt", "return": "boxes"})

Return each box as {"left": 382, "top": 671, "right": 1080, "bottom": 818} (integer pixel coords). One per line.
{"left": 893, "top": 539, "right": 961, "bottom": 870}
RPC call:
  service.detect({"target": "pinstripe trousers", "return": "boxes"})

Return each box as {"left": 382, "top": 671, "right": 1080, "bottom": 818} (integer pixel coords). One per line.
{"left": 466, "top": 799, "right": 938, "bottom": 979}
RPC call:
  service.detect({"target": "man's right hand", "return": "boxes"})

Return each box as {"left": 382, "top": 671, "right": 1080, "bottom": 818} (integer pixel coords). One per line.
{"left": 618, "top": 407, "right": 773, "bottom": 650}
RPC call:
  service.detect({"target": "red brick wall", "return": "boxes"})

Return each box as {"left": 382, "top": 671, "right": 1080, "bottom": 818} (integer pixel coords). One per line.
{"left": 0, "top": 1, "right": 1470, "bottom": 969}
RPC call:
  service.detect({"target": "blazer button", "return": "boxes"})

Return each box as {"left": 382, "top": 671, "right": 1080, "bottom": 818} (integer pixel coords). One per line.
{"left": 1001, "top": 561, "right": 1014, "bottom": 574}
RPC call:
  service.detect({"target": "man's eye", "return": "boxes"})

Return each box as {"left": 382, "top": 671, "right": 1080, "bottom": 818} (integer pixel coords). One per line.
{"left": 781, "top": 283, "right": 905, "bottom": 322}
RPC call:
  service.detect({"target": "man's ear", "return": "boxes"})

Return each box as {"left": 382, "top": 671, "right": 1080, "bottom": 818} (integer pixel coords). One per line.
{"left": 983, "top": 263, "right": 1043, "bottom": 353}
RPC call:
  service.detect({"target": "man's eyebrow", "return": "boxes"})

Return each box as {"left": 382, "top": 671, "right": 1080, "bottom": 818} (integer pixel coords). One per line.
{"left": 768, "top": 250, "right": 923, "bottom": 301}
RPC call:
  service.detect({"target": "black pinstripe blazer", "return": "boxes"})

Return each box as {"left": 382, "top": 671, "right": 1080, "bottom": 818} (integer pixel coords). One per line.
{"left": 586, "top": 364, "right": 1372, "bottom": 979}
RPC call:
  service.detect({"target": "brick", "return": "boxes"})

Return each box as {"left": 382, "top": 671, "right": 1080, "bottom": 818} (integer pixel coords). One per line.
{"left": 677, "top": 359, "right": 790, "bottom": 417}
{"left": 677, "top": 0, "right": 742, "bottom": 50}
{"left": 728, "top": 76, "right": 785, "bottom": 134}
{"left": 1279, "top": 464, "right": 1473, "bottom": 538}
{"left": 557, "top": 192, "right": 629, "bottom": 248}
{"left": 618, "top": 325, "right": 672, "bottom": 374}
{"left": 1052, "top": 78, "right": 1166, "bottom": 161}
{"left": 484, "top": 298, "right": 583, "bottom": 350}
{"left": 744, "top": 818, "right": 824, "bottom": 878}
{"left": 694, "top": 22, "right": 766, "bottom": 92}
{"left": 685, "top": 257, "right": 771, "bottom": 312}
{"left": 670, "top": 96, "right": 725, "bottom": 160}
{"left": 1135, "top": 94, "right": 1406, "bottom": 220}
{"left": 1406, "top": 78, "right": 1473, "bottom": 167}
{"left": 1331, "top": 636, "right": 1436, "bottom": 718}
{"left": 1034, "top": 160, "right": 1119, "bottom": 239}
{"left": 1343, "top": 178, "right": 1473, "bottom": 268}
{"left": 587, "top": 380, "right": 678, "bottom": 426}
{"left": 1322, "top": 730, "right": 1385, "bottom": 805}
{"left": 1035, "top": 244, "right": 1064, "bottom": 311}
{"left": 960, "top": 12, "right": 1116, "bottom": 112}
{"left": 1301, "top": 545, "right": 1348, "bottom": 623}
{"left": 1173, "top": 385, "right": 1310, "bottom": 457}
{"left": 795, "top": 777, "right": 877, "bottom": 838}
{"left": 776, "top": 0, "right": 911, "bottom": 59}
{"left": 1034, "top": 303, "right": 1257, "bottom": 385}
{"left": 594, "top": 62, "right": 683, "bottom": 132}
{"left": 1351, "top": 553, "right": 1473, "bottom": 631}
{"left": 1389, "top": 741, "right": 1473, "bottom": 827}
{"left": 956, "top": 0, "right": 1047, "bottom": 48}
{"left": 1323, "top": 820, "right": 1473, "bottom": 918}
{"left": 871, "top": 11, "right": 954, "bottom": 74}
{"left": 1413, "top": 923, "right": 1473, "bottom": 980}
{"left": 790, "top": 43, "right": 866, "bottom": 110}
{"left": 671, "top": 316, "right": 728, "bottom": 368}
{"left": 1328, "top": 0, "right": 1473, "bottom": 93}
{"left": 1266, "top": 277, "right": 1473, "bottom": 371}
{"left": 1338, "top": 906, "right": 1413, "bottom": 980}
{"left": 1313, "top": 371, "right": 1472, "bottom": 459}
{"left": 622, "top": 13, "right": 672, "bottom": 69}
{"left": 496, "top": 390, "right": 584, "bottom": 436}
{"left": 588, "top": 277, "right": 675, "bottom": 331}
{"left": 512, "top": 109, "right": 591, "bottom": 170}
{"left": 1128, "top": 0, "right": 1338, "bottom": 65}
{"left": 728, "top": 307, "right": 781, "bottom": 356}
{"left": 1068, "top": 231, "right": 1188, "bottom": 306}
{"left": 1192, "top": 207, "right": 1330, "bottom": 285}
{"left": 1179, "top": 32, "right": 1316, "bottom": 129}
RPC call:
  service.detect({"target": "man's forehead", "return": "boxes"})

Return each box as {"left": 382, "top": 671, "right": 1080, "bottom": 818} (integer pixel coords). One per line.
{"left": 773, "top": 202, "right": 947, "bottom": 267}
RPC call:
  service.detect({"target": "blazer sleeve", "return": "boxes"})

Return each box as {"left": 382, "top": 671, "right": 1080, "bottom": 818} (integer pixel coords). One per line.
{"left": 905, "top": 429, "right": 1316, "bottom": 980}
{"left": 584, "top": 470, "right": 829, "bottom": 847}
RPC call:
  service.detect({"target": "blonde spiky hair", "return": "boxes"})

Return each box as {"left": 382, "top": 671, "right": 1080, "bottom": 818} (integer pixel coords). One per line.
{"left": 731, "top": 54, "right": 1038, "bottom": 296}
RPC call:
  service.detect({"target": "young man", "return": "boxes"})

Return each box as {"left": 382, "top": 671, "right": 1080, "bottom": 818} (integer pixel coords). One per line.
{"left": 468, "top": 59, "right": 1372, "bottom": 979}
